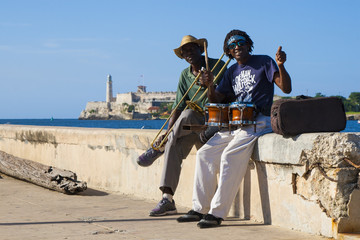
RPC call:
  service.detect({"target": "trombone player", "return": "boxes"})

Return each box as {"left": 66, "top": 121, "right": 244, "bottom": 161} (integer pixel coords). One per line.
{"left": 138, "top": 35, "right": 226, "bottom": 216}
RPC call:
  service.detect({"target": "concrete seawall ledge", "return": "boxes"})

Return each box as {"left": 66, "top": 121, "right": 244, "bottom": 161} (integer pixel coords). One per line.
{"left": 0, "top": 124, "right": 359, "bottom": 239}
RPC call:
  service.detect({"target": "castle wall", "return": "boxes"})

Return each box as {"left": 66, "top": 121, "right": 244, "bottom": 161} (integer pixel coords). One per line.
{"left": 138, "top": 92, "right": 176, "bottom": 103}
{"left": 115, "top": 92, "right": 133, "bottom": 104}
{"left": 79, "top": 101, "right": 152, "bottom": 120}
{"left": 80, "top": 90, "right": 176, "bottom": 119}
{"left": 84, "top": 101, "right": 109, "bottom": 111}
{"left": 115, "top": 92, "right": 175, "bottom": 105}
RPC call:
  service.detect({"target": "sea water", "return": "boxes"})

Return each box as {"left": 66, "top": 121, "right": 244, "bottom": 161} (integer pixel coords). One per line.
{"left": 0, "top": 119, "right": 359, "bottom": 132}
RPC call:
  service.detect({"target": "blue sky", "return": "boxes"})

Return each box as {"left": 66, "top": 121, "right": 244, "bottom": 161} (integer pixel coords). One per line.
{"left": 0, "top": 0, "right": 359, "bottom": 118}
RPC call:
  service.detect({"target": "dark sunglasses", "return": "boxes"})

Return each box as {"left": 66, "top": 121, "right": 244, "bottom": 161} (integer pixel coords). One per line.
{"left": 228, "top": 41, "right": 247, "bottom": 50}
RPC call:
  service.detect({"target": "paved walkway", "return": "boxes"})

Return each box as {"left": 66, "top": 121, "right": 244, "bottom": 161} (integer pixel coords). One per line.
{"left": 0, "top": 174, "right": 330, "bottom": 240}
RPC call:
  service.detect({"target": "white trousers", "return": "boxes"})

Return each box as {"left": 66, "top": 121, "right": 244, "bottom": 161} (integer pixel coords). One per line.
{"left": 192, "top": 114, "right": 272, "bottom": 219}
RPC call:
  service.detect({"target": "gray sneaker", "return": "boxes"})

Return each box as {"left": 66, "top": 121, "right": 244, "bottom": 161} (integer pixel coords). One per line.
{"left": 137, "top": 147, "right": 164, "bottom": 167}
{"left": 149, "top": 198, "right": 177, "bottom": 216}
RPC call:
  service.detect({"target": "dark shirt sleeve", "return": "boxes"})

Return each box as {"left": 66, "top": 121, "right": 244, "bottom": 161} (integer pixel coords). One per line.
{"left": 265, "top": 57, "right": 279, "bottom": 83}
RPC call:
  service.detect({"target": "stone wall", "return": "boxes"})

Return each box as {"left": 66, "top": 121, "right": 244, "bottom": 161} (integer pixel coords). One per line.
{"left": 249, "top": 133, "right": 360, "bottom": 237}
{"left": 0, "top": 124, "right": 359, "bottom": 238}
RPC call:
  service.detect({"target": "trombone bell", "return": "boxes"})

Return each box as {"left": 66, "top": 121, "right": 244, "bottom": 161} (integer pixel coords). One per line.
{"left": 186, "top": 101, "right": 205, "bottom": 115}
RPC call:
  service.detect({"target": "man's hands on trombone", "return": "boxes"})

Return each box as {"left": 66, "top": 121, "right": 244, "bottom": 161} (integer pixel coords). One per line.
{"left": 155, "top": 133, "right": 168, "bottom": 148}
{"left": 153, "top": 109, "right": 182, "bottom": 151}
{"left": 199, "top": 69, "right": 214, "bottom": 88}
{"left": 199, "top": 69, "right": 225, "bottom": 103}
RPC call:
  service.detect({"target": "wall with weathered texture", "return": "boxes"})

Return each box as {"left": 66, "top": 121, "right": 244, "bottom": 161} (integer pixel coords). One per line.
{"left": 238, "top": 133, "right": 360, "bottom": 238}
{"left": 0, "top": 124, "right": 359, "bottom": 239}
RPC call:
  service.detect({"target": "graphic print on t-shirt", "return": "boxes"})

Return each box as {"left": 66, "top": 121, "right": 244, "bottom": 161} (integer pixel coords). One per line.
{"left": 233, "top": 69, "right": 255, "bottom": 101}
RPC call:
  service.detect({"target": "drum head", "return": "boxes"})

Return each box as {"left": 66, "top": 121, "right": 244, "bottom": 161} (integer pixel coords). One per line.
{"left": 229, "top": 102, "right": 255, "bottom": 108}
{"left": 205, "top": 103, "right": 229, "bottom": 108}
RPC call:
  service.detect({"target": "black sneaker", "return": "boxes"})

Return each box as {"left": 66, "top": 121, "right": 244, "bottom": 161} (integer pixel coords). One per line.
{"left": 149, "top": 198, "right": 177, "bottom": 216}
{"left": 197, "top": 214, "right": 223, "bottom": 228}
{"left": 137, "top": 147, "right": 164, "bottom": 167}
{"left": 177, "top": 210, "right": 203, "bottom": 222}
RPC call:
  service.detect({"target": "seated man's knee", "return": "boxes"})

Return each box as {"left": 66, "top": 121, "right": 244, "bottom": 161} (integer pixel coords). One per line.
{"left": 181, "top": 109, "right": 195, "bottom": 119}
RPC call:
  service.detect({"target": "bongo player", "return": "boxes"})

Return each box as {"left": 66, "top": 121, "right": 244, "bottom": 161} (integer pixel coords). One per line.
{"left": 177, "top": 29, "right": 292, "bottom": 227}
{"left": 137, "top": 35, "right": 226, "bottom": 216}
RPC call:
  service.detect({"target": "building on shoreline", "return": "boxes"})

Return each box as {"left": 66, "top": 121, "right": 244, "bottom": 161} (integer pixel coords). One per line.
{"left": 79, "top": 75, "right": 176, "bottom": 120}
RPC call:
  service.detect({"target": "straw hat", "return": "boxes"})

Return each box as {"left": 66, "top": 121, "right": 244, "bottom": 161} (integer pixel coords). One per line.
{"left": 174, "top": 35, "right": 208, "bottom": 59}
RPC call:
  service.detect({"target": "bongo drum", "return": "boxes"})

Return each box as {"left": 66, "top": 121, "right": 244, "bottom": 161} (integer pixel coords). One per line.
{"left": 204, "top": 103, "right": 229, "bottom": 127}
{"left": 229, "top": 102, "right": 256, "bottom": 126}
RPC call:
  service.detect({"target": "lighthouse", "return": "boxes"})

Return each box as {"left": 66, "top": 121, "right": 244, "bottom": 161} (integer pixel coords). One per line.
{"left": 106, "top": 74, "right": 113, "bottom": 103}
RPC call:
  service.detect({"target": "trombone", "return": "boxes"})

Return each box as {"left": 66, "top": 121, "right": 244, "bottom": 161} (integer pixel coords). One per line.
{"left": 185, "top": 57, "right": 231, "bottom": 114}
{"left": 151, "top": 51, "right": 231, "bottom": 151}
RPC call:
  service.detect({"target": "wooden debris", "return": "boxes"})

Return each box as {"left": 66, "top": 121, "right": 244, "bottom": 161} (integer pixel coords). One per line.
{"left": 0, "top": 150, "right": 87, "bottom": 194}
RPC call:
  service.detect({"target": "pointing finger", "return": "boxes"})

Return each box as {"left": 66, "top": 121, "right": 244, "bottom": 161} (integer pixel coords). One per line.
{"left": 277, "top": 46, "right": 282, "bottom": 53}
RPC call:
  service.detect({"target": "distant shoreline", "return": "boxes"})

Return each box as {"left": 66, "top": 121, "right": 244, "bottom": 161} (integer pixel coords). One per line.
{"left": 347, "top": 113, "right": 360, "bottom": 120}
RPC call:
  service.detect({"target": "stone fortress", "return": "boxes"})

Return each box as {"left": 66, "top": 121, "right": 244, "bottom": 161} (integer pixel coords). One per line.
{"left": 79, "top": 75, "right": 176, "bottom": 120}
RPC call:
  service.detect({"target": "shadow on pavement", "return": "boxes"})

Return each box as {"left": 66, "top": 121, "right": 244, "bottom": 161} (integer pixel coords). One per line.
{"left": 78, "top": 188, "right": 109, "bottom": 196}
